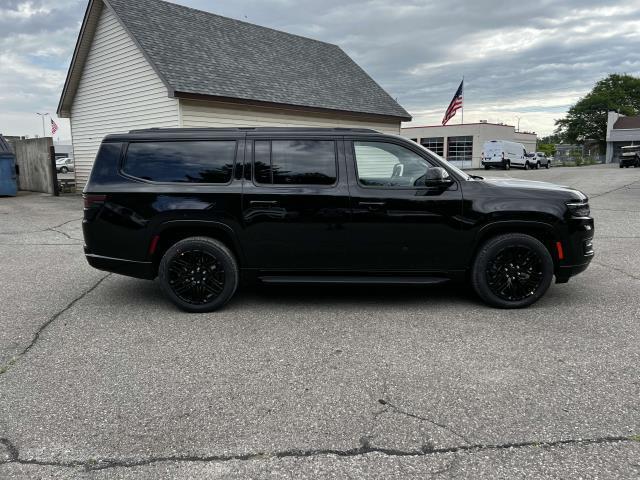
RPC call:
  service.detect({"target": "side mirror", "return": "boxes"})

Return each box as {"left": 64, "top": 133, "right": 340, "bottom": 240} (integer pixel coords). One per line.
{"left": 423, "top": 167, "right": 453, "bottom": 187}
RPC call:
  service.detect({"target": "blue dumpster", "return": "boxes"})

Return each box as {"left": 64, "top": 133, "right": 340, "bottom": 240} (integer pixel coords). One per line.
{"left": 0, "top": 136, "right": 18, "bottom": 196}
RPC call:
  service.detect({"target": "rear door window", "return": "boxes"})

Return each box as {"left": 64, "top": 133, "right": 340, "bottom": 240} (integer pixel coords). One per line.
{"left": 123, "top": 141, "right": 236, "bottom": 183}
{"left": 253, "top": 140, "right": 337, "bottom": 186}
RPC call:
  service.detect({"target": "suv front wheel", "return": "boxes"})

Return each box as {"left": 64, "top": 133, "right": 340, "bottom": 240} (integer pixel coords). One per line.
{"left": 158, "top": 236, "right": 239, "bottom": 312}
{"left": 471, "top": 233, "right": 554, "bottom": 308}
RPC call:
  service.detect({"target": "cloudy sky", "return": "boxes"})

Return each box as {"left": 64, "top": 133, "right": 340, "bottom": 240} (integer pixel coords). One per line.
{"left": 1, "top": 0, "right": 640, "bottom": 141}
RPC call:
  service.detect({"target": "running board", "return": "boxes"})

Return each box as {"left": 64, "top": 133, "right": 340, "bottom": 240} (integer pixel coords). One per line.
{"left": 258, "top": 275, "right": 450, "bottom": 285}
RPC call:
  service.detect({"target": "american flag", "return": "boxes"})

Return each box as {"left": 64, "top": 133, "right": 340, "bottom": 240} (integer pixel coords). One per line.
{"left": 442, "top": 80, "right": 464, "bottom": 125}
{"left": 51, "top": 119, "right": 59, "bottom": 135}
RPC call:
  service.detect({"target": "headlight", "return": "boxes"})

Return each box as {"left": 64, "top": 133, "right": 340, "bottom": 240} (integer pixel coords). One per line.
{"left": 567, "top": 201, "right": 590, "bottom": 218}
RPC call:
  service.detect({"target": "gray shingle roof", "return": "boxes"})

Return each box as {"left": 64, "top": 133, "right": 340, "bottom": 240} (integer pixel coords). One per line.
{"left": 613, "top": 115, "right": 640, "bottom": 129}
{"left": 105, "top": 0, "right": 410, "bottom": 120}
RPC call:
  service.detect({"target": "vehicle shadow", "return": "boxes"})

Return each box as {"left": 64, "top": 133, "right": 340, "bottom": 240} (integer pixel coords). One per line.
{"left": 108, "top": 277, "right": 479, "bottom": 311}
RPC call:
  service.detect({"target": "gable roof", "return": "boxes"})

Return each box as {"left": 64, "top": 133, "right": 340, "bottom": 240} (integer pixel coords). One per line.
{"left": 613, "top": 115, "right": 640, "bottom": 130}
{"left": 58, "top": 0, "right": 411, "bottom": 121}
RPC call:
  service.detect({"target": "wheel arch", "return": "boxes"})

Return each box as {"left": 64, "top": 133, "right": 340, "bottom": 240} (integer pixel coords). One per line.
{"left": 151, "top": 220, "right": 245, "bottom": 273}
{"left": 471, "top": 221, "right": 560, "bottom": 270}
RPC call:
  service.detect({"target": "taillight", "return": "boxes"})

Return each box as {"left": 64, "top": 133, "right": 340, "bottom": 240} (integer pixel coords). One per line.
{"left": 83, "top": 194, "right": 106, "bottom": 209}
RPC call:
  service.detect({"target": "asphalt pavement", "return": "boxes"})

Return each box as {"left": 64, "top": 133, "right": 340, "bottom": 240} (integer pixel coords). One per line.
{"left": 0, "top": 164, "right": 639, "bottom": 478}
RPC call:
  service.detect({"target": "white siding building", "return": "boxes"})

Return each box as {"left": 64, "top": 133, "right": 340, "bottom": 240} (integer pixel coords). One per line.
{"left": 606, "top": 111, "right": 640, "bottom": 163}
{"left": 400, "top": 122, "right": 537, "bottom": 169}
{"left": 58, "top": 0, "right": 410, "bottom": 188}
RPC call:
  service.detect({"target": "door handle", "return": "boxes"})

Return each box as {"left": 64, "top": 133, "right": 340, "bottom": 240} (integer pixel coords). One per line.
{"left": 359, "top": 201, "right": 386, "bottom": 211}
{"left": 250, "top": 200, "right": 279, "bottom": 207}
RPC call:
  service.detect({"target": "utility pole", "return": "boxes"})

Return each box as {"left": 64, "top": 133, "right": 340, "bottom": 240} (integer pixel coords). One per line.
{"left": 36, "top": 112, "right": 49, "bottom": 138}
{"left": 515, "top": 116, "right": 521, "bottom": 132}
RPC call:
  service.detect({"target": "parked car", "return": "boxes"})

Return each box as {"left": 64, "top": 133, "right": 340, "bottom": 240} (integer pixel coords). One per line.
{"left": 619, "top": 145, "right": 640, "bottom": 168}
{"left": 533, "top": 152, "right": 551, "bottom": 169}
{"left": 56, "top": 157, "right": 75, "bottom": 173}
{"left": 83, "top": 127, "right": 594, "bottom": 311}
{"left": 481, "top": 140, "right": 530, "bottom": 170}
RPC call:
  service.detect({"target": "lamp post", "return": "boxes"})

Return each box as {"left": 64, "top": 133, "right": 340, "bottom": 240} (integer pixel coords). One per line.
{"left": 36, "top": 112, "right": 49, "bottom": 137}
{"left": 515, "top": 116, "right": 521, "bottom": 132}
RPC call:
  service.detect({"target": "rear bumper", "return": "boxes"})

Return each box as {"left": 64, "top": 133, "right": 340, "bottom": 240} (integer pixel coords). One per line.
{"left": 482, "top": 159, "right": 507, "bottom": 167}
{"left": 85, "top": 251, "right": 156, "bottom": 279}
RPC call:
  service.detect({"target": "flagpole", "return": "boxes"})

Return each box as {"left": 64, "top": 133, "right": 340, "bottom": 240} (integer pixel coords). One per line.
{"left": 461, "top": 76, "right": 464, "bottom": 124}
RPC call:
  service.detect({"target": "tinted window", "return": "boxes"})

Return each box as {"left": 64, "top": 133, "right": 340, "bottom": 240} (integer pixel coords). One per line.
{"left": 253, "top": 140, "right": 337, "bottom": 185}
{"left": 354, "top": 141, "right": 431, "bottom": 188}
{"left": 124, "top": 141, "right": 236, "bottom": 183}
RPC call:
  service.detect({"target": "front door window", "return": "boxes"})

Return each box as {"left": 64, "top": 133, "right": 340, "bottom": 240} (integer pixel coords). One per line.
{"left": 354, "top": 141, "right": 431, "bottom": 188}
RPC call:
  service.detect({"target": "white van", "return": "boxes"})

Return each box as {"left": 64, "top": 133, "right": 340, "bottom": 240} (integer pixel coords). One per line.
{"left": 482, "top": 140, "right": 529, "bottom": 170}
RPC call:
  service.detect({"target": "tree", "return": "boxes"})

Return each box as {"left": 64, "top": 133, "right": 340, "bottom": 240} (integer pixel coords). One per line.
{"left": 555, "top": 74, "right": 640, "bottom": 151}
{"left": 537, "top": 143, "right": 556, "bottom": 156}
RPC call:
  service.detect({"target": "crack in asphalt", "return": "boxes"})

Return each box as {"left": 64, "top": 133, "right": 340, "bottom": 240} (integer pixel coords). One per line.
{"left": 592, "top": 260, "right": 640, "bottom": 282}
{"left": 0, "top": 435, "right": 635, "bottom": 472}
{"left": 0, "top": 274, "right": 111, "bottom": 376}
{"left": 0, "top": 218, "right": 82, "bottom": 236}
{"left": 46, "top": 227, "right": 83, "bottom": 242}
{"left": 0, "top": 243, "right": 82, "bottom": 246}
{"left": 590, "top": 179, "right": 640, "bottom": 199}
{"left": 378, "top": 399, "right": 473, "bottom": 445}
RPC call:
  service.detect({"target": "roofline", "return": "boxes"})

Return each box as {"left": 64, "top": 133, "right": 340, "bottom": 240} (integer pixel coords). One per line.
{"left": 174, "top": 91, "right": 412, "bottom": 122}
{"left": 56, "top": 0, "right": 98, "bottom": 117}
{"left": 58, "top": 0, "right": 175, "bottom": 117}
{"left": 401, "top": 122, "right": 518, "bottom": 129}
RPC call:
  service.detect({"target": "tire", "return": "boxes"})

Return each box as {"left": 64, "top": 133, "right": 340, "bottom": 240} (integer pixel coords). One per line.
{"left": 536, "top": 161, "right": 541, "bottom": 169}
{"left": 158, "top": 236, "right": 239, "bottom": 312}
{"left": 471, "top": 233, "right": 554, "bottom": 308}
{"left": 60, "top": 167, "right": 68, "bottom": 173}
{"left": 524, "top": 162, "right": 530, "bottom": 170}
{"left": 504, "top": 161, "right": 510, "bottom": 171}
{"left": 620, "top": 163, "right": 624, "bottom": 168}
{"left": 545, "top": 162, "right": 550, "bottom": 169}
{"left": 484, "top": 165, "right": 490, "bottom": 170}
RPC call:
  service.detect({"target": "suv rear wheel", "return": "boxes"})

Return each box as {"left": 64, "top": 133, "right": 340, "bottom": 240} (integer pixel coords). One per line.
{"left": 504, "top": 161, "right": 510, "bottom": 170}
{"left": 471, "top": 233, "right": 554, "bottom": 308}
{"left": 158, "top": 236, "right": 238, "bottom": 312}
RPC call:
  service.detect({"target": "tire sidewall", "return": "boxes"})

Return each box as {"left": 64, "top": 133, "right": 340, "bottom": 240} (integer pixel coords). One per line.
{"left": 471, "top": 234, "right": 554, "bottom": 308}
{"left": 158, "top": 237, "right": 238, "bottom": 313}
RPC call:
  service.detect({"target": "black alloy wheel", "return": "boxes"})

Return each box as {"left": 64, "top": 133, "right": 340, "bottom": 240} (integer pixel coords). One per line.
{"left": 471, "top": 233, "right": 554, "bottom": 308}
{"left": 168, "top": 249, "right": 225, "bottom": 305}
{"left": 159, "top": 237, "right": 238, "bottom": 312}
{"left": 485, "top": 245, "right": 543, "bottom": 302}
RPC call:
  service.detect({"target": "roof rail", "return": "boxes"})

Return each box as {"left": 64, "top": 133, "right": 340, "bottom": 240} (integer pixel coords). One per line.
{"left": 127, "top": 127, "right": 380, "bottom": 134}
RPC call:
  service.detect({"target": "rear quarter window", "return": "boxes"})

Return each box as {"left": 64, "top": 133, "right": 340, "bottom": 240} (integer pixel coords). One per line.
{"left": 123, "top": 141, "right": 236, "bottom": 183}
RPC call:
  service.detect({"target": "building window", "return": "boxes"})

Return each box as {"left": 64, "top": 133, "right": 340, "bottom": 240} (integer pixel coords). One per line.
{"left": 447, "top": 136, "right": 473, "bottom": 168}
{"left": 420, "top": 137, "right": 444, "bottom": 156}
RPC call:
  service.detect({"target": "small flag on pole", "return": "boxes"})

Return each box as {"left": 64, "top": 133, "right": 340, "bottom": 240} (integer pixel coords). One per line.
{"left": 442, "top": 80, "right": 464, "bottom": 126}
{"left": 51, "top": 119, "right": 59, "bottom": 135}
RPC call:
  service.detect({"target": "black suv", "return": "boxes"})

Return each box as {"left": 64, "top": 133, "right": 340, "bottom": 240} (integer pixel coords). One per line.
{"left": 83, "top": 127, "right": 594, "bottom": 311}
